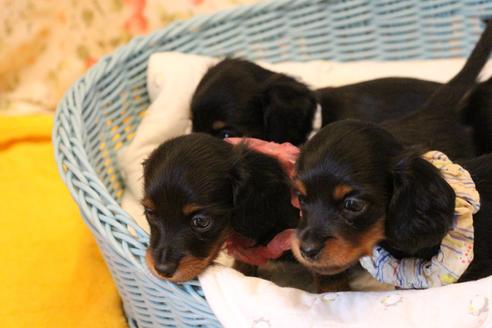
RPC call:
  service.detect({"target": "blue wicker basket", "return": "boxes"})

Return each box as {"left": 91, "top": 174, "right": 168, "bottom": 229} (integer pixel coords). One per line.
{"left": 53, "top": 0, "right": 492, "bottom": 327}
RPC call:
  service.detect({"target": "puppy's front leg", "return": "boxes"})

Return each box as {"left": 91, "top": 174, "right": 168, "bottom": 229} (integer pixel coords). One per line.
{"left": 314, "top": 272, "right": 351, "bottom": 293}
{"left": 233, "top": 260, "right": 258, "bottom": 277}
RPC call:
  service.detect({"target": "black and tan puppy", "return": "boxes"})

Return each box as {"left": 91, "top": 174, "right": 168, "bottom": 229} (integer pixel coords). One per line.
{"left": 292, "top": 20, "right": 492, "bottom": 283}
{"left": 142, "top": 133, "right": 299, "bottom": 282}
{"left": 191, "top": 58, "right": 438, "bottom": 146}
{"left": 190, "top": 55, "right": 492, "bottom": 154}
{"left": 293, "top": 121, "right": 492, "bottom": 282}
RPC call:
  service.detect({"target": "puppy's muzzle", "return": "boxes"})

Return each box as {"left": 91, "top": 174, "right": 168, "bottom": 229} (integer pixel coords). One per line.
{"left": 298, "top": 229, "right": 332, "bottom": 261}
{"left": 300, "top": 240, "right": 323, "bottom": 260}
{"left": 154, "top": 261, "right": 178, "bottom": 277}
{"left": 146, "top": 248, "right": 181, "bottom": 278}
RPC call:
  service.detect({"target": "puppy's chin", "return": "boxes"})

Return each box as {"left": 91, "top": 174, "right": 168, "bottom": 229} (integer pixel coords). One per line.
{"left": 145, "top": 249, "right": 218, "bottom": 283}
{"left": 291, "top": 249, "right": 354, "bottom": 275}
{"left": 309, "top": 263, "right": 354, "bottom": 275}
{"left": 291, "top": 236, "right": 363, "bottom": 276}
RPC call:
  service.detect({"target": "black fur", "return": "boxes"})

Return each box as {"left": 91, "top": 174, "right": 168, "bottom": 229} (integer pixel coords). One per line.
{"left": 191, "top": 58, "right": 438, "bottom": 146}
{"left": 316, "top": 78, "right": 439, "bottom": 124}
{"left": 462, "top": 75, "right": 492, "bottom": 154}
{"left": 143, "top": 133, "right": 298, "bottom": 279}
{"left": 191, "top": 59, "right": 317, "bottom": 145}
{"left": 458, "top": 154, "right": 492, "bottom": 281}
{"left": 384, "top": 153, "right": 455, "bottom": 257}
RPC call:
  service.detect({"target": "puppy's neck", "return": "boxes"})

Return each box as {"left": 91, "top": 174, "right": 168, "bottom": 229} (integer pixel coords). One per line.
{"left": 380, "top": 241, "right": 441, "bottom": 261}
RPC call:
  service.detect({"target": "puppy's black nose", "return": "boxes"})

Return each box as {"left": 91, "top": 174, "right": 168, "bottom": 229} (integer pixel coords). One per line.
{"left": 154, "top": 262, "right": 178, "bottom": 277}
{"left": 300, "top": 241, "right": 323, "bottom": 260}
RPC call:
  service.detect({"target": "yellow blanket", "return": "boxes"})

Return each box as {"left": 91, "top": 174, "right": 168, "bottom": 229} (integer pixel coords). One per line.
{"left": 0, "top": 116, "right": 126, "bottom": 327}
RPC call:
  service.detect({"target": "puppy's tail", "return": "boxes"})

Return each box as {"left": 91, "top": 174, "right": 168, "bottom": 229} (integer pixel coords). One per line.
{"left": 421, "top": 19, "right": 492, "bottom": 114}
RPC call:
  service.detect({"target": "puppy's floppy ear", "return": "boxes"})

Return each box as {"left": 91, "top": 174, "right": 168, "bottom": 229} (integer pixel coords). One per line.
{"left": 227, "top": 146, "right": 264, "bottom": 238}
{"left": 229, "top": 145, "right": 250, "bottom": 206}
{"left": 261, "top": 74, "right": 317, "bottom": 145}
{"left": 385, "top": 153, "right": 455, "bottom": 255}
{"left": 227, "top": 145, "right": 293, "bottom": 242}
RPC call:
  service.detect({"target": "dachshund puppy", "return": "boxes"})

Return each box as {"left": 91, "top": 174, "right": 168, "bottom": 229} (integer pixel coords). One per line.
{"left": 191, "top": 58, "right": 438, "bottom": 146}
{"left": 292, "top": 20, "right": 492, "bottom": 283}
{"left": 142, "top": 133, "right": 299, "bottom": 283}
{"left": 143, "top": 133, "right": 380, "bottom": 291}
{"left": 190, "top": 57, "right": 492, "bottom": 153}
{"left": 293, "top": 120, "right": 492, "bottom": 283}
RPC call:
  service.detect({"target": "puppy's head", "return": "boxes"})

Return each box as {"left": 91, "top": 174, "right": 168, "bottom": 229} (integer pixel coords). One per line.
{"left": 292, "top": 120, "right": 455, "bottom": 275}
{"left": 191, "top": 58, "right": 317, "bottom": 145}
{"left": 142, "top": 133, "right": 236, "bottom": 282}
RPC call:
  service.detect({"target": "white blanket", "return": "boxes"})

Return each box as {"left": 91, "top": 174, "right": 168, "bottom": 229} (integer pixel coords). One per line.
{"left": 118, "top": 52, "right": 492, "bottom": 328}
{"left": 201, "top": 265, "right": 492, "bottom": 328}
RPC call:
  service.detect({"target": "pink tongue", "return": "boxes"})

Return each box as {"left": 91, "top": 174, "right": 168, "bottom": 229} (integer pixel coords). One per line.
{"left": 224, "top": 138, "right": 300, "bottom": 265}
{"left": 262, "top": 229, "right": 295, "bottom": 258}
{"left": 226, "top": 229, "right": 295, "bottom": 266}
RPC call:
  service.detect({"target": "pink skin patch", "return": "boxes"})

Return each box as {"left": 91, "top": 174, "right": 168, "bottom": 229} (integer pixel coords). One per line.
{"left": 225, "top": 137, "right": 302, "bottom": 209}
{"left": 225, "top": 138, "right": 299, "bottom": 179}
{"left": 225, "top": 229, "right": 295, "bottom": 266}
{"left": 223, "top": 138, "right": 302, "bottom": 265}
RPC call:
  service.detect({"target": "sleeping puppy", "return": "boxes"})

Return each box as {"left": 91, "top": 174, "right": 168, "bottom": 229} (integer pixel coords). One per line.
{"left": 142, "top": 133, "right": 300, "bottom": 283}
{"left": 292, "top": 20, "right": 492, "bottom": 284}
{"left": 191, "top": 58, "right": 438, "bottom": 146}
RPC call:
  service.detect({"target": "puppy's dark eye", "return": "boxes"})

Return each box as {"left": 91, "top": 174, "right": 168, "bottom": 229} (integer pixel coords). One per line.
{"left": 191, "top": 214, "right": 212, "bottom": 231}
{"left": 343, "top": 198, "right": 366, "bottom": 213}
{"left": 218, "top": 129, "right": 240, "bottom": 139}
{"left": 144, "top": 207, "right": 157, "bottom": 222}
{"left": 294, "top": 189, "right": 306, "bottom": 205}
{"left": 295, "top": 191, "right": 306, "bottom": 206}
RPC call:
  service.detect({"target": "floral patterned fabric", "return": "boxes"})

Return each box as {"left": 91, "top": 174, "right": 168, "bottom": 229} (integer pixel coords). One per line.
{"left": 0, "top": 0, "right": 257, "bottom": 114}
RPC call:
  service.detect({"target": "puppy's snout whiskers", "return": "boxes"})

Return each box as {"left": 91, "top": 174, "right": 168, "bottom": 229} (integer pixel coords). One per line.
{"left": 298, "top": 229, "right": 332, "bottom": 261}
{"left": 150, "top": 246, "right": 181, "bottom": 277}
{"left": 300, "top": 241, "right": 323, "bottom": 260}
{"left": 154, "top": 261, "right": 178, "bottom": 277}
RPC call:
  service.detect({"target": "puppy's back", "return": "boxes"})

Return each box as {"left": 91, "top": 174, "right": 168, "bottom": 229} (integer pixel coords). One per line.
{"left": 420, "top": 20, "right": 492, "bottom": 115}
{"left": 382, "top": 21, "right": 492, "bottom": 159}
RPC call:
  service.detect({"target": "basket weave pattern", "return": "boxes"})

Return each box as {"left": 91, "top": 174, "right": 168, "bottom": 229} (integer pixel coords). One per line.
{"left": 53, "top": 0, "right": 492, "bottom": 326}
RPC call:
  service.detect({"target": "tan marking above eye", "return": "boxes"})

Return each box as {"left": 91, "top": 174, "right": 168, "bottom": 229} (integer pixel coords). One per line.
{"left": 333, "top": 184, "right": 353, "bottom": 201}
{"left": 212, "top": 120, "right": 226, "bottom": 130}
{"left": 182, "top": 203, "right": 204, "bottom": 216}
{"left": 141, "top": 198, "right": 155, "bottom": 210}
